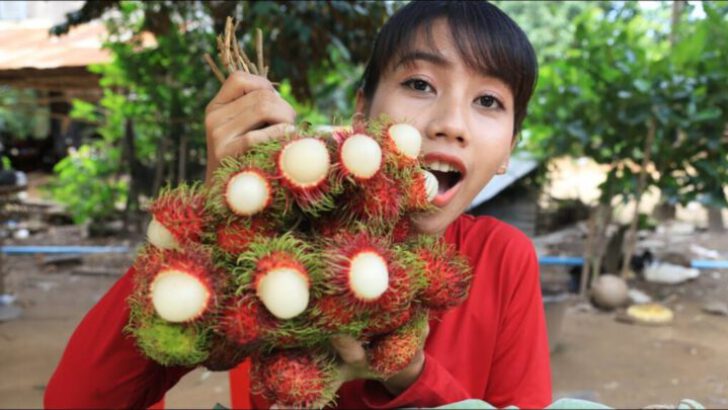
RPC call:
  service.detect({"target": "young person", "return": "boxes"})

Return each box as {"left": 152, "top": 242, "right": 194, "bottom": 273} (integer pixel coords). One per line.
{"left": 45, "top": 1, "right": 551, "bottom": 408}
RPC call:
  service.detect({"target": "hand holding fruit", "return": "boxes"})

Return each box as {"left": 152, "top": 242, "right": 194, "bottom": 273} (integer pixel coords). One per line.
{"left": 204, "top": 71, "right": 296, "bottom": 183}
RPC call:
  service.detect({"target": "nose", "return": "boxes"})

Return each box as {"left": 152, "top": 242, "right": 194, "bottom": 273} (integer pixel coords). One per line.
{"left": 423, "top": 98, "right": 469, "bottom": 146}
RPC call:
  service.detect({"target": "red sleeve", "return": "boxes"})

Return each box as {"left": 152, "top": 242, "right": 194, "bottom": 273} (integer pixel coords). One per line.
{"left": 484, "top": 238, "right": 552, "bottom": 408}
{"left": 44, "top": 267, "right": 194, "bottom": 409}
{"left": 359, "top": 353, "right": 471, "bottom": 408}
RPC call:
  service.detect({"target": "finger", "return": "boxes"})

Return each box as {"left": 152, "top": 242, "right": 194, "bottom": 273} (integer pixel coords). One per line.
{"left": 208, "top": 89, "right": 295, "bottom": 145}
{"left": 206, "top": 71, "right": 275, "bottom": 112}
{"left": 216, "top": 123, "right": 295, "bottom": 161}
{"left": 206, "top": 89, "right": 296, "bottom": 140}
{"left": 331, "top": 335, "right": 367, "bottom": 364}
{"left": 245, "top": 123, "right": 297, "bottom": 147}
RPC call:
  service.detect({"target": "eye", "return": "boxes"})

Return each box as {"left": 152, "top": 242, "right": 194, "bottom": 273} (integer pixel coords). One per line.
{"left": 476, "top": 95, "right": 503, "bottom": 110}
{"left": 402, "top": 78, "right": 434, "bottom": 93}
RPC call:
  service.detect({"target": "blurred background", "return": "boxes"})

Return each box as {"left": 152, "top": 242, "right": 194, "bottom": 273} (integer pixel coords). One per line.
{"left": 0, "top": 1, "right": 726, "bottom": 408}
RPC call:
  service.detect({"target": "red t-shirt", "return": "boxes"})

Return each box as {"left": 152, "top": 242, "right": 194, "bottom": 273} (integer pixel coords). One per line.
{"left": 44, "top": 214, "right": 552, "bottom": 409}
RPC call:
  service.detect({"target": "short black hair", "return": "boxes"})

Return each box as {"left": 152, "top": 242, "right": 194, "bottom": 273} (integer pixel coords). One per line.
{"left": 359, "top": 0, "right": 537, "bottom": 136}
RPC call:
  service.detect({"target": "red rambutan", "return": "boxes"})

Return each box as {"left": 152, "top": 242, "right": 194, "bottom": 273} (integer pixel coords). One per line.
{"left": 367, "top": 310, "right": 429, "bottom": 379}
{"left": 412, "top": 235, "right": 473, "bottom": 309}
{"left": 147, "top": 183, "right": 207, "bottom": 249}
{"left": 251, "top": 349, "right": 340, "bottom": 409}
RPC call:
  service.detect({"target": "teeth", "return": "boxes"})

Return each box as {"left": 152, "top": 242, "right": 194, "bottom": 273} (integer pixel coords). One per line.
{"left": 426, "top": 160, "right": 459, "bottom": 173}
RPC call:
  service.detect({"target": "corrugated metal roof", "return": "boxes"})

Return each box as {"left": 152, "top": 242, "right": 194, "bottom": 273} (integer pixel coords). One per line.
{"left": 0, "top": 22, "right": 109, "bottom": 71}
{"left": 468, "top": 152, "right": 539, "bottom": 209}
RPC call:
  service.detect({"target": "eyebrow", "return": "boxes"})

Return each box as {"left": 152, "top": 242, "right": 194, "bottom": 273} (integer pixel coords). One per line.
{"left": 393, "top": 50, "right": 451, "bottom": 70}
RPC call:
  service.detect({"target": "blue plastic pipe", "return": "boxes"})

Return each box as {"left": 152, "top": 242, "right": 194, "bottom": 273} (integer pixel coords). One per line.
{"left": 1, "top": 245, "right": 130, "bottom": 255}
{"left": 537, "top": 255, "right": 728, "bottom": 270}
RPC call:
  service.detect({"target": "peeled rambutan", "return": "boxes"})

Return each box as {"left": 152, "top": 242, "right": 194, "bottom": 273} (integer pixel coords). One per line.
{"left": 147, "top": 183, "right": 207, "bottom": 249}
{"left": 276, "top": 136, "right": 337, "bottom": 216}
{"left": 236, "top": 234, "right": 322, "bottom": 320}
{"left": 321, "top": 230, "right": 405, "bottom": 312}
{"left": 411, "top": 235, "right": 473, "bottom": 309}
{"left": 387, "top": 123, "right": 422, "bottom": 159}
{"left": 367, "top": 310, "right": 429, "bottom": 379}
{"left": 251, "top": 349, "right": 341, "bottom": 409}
{"left": 337, "top": 133, "right": 383, "bottom": 181}
{"left": 132, "top": 246, "right": 221, "bottom": 324}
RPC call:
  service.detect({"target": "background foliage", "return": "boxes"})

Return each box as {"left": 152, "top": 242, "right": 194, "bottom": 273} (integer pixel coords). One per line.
{"left": 39, "top": 0, "right": 728, "bottom": 228}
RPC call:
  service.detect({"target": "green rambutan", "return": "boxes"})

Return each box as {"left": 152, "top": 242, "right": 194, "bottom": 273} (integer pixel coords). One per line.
{"left": 126, "top": 315, "right": 209, "bottom": 367}
{"left": 146, "top": 183, "right": 207, "bottom": 250}
{"left": 251, "top": 349, "right": 341, "bottom": 409}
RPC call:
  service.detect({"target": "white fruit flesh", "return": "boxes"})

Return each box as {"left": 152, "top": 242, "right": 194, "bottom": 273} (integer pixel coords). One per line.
{"left": 341, "top": 134, "right": 382, "bottom": 179}
{"left": 348, "top": 251, "right": 389, "bottom": 301}
{"left": 280, "top": 138, "right": 330, "bottom": 187}
{"left": 147, "top": 217, "right": 178, "bottom": 249}
{"left": 151, "top": 269, "right": 210, "bottom": 322}
{"left": 226, "top": 171, "right": 270, "bottom": 216}
{"left": 388, "top": 123, "right": 422, "bottom": 159}
{"left": 422, "top": 170, "right": 439, "bottom": 202}
{"left": 257, "top": 268, "right": 310, "bottom": 319}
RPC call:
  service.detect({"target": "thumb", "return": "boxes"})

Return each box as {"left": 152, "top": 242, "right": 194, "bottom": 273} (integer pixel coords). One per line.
{"left": 330, "top": 334, "right": 366, "bottom": 365}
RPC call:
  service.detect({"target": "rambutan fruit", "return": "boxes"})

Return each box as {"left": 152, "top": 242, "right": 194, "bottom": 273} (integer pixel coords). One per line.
{"left": 224, "top": 168, "right": 273, "bottom": 216}
{"left": 217, "top": 294, "right": 265, "bottom": 346}
{"left": 310, "top": 294, "right": 361, "bottom": 334}
{"left": 251, "top": 349, "right": 341, "bottom": 409}
{"left": 206, "top": 141, "right": 293, "bottom": 222}
{"left": 341, "top": 174, "right": 403, "bottom": 226}
{"left": 385, "top": 123, "right": 422, "bottom": 162}
{"left": 132, "top": 246, "right": 221, "bottom": 323}
{"left": 321, "top": 229, "right": 410, "bottom": 312}
{"left": 367, "top": 309, "right": 429, "bottom": 379}
{"left": 235, "top": 233, "right": 323, "bottom": 320}
{"left": 127, "top": 316, "right": 210, "bottom": 367}
{"left": 410, "top": 235, "right": 473, "bottom": 309}
{"left": 214, "top": 217, "right": 273, "bottom": 257}
{"left": 338, "top": 133, "right": 383, "bottom": 181}
{"left": 362, "top": 305, "right": 413, "bottom": 338}
{"left": 276, "top": 136, "right": 338, "bottom": 216}
{"left": 201, "top": 331, "right": 253, "bottom": 371}
{"left": 146, "top": 183, "right": 207, "bottom": 249}
{"left": 391, "top": 217, "right": 413, "bottom": 243}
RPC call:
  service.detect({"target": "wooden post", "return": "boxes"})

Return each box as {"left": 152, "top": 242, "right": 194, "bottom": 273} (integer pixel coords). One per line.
{"left": 621, "top": 119, "right": 656, "bottom": 278}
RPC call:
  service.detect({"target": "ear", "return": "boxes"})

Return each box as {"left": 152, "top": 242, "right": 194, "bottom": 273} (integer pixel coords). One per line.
{"left": 353, "top": 89, "right": 368, "bottom": 128}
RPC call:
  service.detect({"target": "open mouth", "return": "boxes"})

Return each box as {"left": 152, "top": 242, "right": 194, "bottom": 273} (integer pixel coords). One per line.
{"left": 423, "top": 154, "right": 466, "bottom": 207}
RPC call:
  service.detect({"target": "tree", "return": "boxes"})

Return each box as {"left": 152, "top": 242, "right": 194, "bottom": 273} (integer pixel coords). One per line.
{"left": 525, "top": 1, "right": 728, "bottom": 287}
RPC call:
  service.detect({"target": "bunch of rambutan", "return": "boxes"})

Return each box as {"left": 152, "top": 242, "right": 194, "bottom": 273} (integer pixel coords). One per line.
{"left": 125, "top": 118, "right": 473, "bottom": 408}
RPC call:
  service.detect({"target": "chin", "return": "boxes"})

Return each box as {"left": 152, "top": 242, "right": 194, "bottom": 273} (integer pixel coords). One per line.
{"left": 412, "top": 209, "right": 457, "bottom": 236}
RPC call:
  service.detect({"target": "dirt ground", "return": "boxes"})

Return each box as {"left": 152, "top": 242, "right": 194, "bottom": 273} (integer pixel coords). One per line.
{"left": 1, "top": 180, "right": 727, "bottom": 408}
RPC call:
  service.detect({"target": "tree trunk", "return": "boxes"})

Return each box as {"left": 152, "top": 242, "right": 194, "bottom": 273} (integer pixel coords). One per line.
{"left": 178, "top": 132, "right": 188, "bottom": 184}
{"left": 621, "top": 119, "right": 656, "bottom": 278}
{"left": 579, "top": 207, "right": 597, "bottom": 298}
{"left": 152, "top": 136, "right": 169, "bottom": 196}
{"left": 708, "top": 206, "right": 725, "bottom": 233}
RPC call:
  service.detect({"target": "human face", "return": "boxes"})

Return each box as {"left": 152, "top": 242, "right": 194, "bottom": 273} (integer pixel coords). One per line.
{"left": 356, "top": 19, "right": 516, "bottom": 236}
